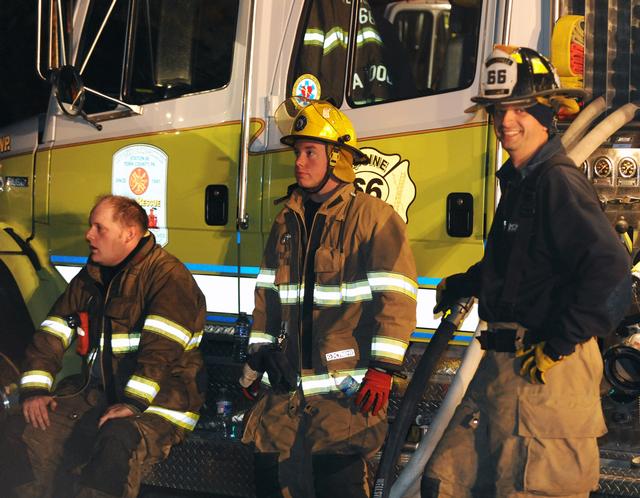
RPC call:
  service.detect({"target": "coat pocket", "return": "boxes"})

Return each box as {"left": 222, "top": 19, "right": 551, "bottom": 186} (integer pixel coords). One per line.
{"left": 518, "top": 393, "right": 606, "bottom": 494}
{"left": 314, "top": 246, "right": 343, "bottom": 279}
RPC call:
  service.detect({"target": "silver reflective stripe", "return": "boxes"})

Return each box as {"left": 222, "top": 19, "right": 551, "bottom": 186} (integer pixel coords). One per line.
{"left": 300, "top": 369, "right": 367, "bottom": 396}
{"left": 144, "top": 315, "right": 191, "bottom": 347}
{"left": 145, "top": 406, "right": 200, "bottom": 431}
{"left": 303, "top": 28, "right": 325, "bottom": 47}
{"left": 256, "top": 268, "right": 277, "bottom": 292}
{"left": 41, "top": 316, "right": 74, "bottom": 348}
{"left": 322, "top": 27, "right": 348, "bottom": 54}
{"left": 186, "top": 330, "right": 203, "bottom": 351}
{"left": 356, "top": 27, "right": 382, "bottom": 46}
{"left": 371, "top": 336, "right": 408, "bottom": 363}
{"left": 20, "top": 370, "right": 53, "bottom": 390}
{"left": 111, "top": 333, "right": 141, "bottom": 353}
{"left": 279, "top": 284, "right": 303, "bottom": 304}
{"left": 125, "top": 375, "right": 160, "bottom": 403}
{"left": 367, "top": 271, "right": 418, "bottom": 300}
{"left": 248, "top": 332, "right": 276, "bottom": 346}
{"left": 314, "top": 280, "right": 372, "bottom": 306}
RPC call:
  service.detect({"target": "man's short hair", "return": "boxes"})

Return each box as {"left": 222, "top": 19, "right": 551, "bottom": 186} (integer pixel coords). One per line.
{"left": 94, "top": 195, "right": 149, "bottom": 232}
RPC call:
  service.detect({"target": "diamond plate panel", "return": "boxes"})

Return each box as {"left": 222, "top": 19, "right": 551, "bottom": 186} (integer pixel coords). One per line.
{"left": 598, "top": 464, "right": 640, "bottom": 497}
{"left": 144, "top": 335, "right": 640, "bottom": 497}
{"left": 143, "top": 436, "right": 255, "bottom": 497}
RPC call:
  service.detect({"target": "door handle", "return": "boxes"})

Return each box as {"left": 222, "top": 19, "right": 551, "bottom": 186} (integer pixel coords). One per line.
{"left": 205, "top": 185, "right": 228, "bottom": 226}
{"left": 446, "top": 192, "right": 473, "bottom": 237}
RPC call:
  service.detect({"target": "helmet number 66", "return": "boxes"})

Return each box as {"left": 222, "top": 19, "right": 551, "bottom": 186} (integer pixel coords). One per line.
{"left": 487, "top": 69, "right": 507, "bottom": 85}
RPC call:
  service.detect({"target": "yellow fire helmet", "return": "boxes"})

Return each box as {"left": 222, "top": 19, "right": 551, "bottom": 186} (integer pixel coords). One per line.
{"left": 275, "top": 98, "right": 369, "bottom": 184}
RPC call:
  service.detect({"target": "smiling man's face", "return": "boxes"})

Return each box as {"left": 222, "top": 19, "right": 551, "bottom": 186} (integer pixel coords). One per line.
{"left": 493, "top": 105, "right": 549, "bottom": 168}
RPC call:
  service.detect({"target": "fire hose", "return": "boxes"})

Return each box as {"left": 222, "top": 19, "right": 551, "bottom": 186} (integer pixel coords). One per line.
{"left": 372, "top": 297, "right": 475, "bottom": 498}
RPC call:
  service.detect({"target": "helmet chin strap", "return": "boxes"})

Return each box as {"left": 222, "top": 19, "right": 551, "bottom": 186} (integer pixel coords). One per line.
{"left": 299, "top": 144, "right": 340, "bottom": 194}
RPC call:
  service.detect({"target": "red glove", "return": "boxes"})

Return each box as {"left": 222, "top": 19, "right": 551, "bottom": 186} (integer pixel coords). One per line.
{"left": 355, "top": 368, "right": 392, "bottom": 416}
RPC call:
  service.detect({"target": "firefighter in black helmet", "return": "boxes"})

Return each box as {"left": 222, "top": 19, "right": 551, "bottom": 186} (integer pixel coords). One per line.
{"left": 423, "top": 46, "right": 631, "bottom": 497}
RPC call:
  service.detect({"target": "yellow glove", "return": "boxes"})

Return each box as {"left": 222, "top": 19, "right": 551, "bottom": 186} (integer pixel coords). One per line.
{"left": 518, "top": 342, "right": 563, "bottom": 384}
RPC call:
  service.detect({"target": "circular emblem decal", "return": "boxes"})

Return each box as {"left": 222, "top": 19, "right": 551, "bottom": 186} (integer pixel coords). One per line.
{"left": 292, "top": 74, "right": 321, "bottom": 107}
{"left": 129, "top": 167, "right": 149, "bottom": 195}
{"left": 294, "top": 115, "right": 307, "bottom": 132}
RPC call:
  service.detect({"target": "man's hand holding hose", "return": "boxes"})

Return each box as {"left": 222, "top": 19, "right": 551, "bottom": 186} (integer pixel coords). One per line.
{"left": 433, "top": 273, "right": 471, "bottom": 315}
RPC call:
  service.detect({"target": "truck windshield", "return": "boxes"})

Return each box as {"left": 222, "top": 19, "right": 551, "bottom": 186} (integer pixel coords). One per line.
{"left": 77, "top": 0, "right": 239, "bottom": 114}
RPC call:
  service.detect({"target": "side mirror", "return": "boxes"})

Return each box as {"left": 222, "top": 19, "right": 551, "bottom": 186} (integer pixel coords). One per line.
{"left": 52, "top": 65, "right": 86, "bottom": 117}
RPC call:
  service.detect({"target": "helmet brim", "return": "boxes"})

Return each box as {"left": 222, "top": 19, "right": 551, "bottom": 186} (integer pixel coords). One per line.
{"left": 280, "top": 135, "right": 369, "bottom": 165}
{"left": 465, "top": 87, "right": 587, "bottom": 113}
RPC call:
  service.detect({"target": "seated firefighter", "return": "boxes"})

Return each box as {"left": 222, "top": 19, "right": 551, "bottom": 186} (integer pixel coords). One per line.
{"left": 0, "top": 195, "right": 206, "bottom": 498}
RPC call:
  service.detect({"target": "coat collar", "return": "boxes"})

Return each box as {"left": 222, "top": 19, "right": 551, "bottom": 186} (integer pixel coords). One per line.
{"left": 85, "top": 232, "right": 156, "bottom": 283}
{"left": 286, "top": 183, "right": 356, "bottom": 221}
{"left": 496, "top": 135, "right": 565, "bottom": 186}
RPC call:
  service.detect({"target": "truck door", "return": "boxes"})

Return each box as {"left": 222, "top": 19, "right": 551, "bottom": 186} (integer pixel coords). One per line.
{"left": 263, "top": 0, "right": 490, "bottom": 339}
{"left": 39, "top": 0, "right": 257, "bottom": 319}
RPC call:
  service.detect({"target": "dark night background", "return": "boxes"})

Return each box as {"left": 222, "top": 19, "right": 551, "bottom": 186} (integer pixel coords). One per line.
{"left": 0, "top": 3, "right": 51, "bottom": 127}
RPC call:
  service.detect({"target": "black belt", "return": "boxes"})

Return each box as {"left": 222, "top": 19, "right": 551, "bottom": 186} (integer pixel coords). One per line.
{"left": 478, "top": 328, "right": 532, "bottom": 352}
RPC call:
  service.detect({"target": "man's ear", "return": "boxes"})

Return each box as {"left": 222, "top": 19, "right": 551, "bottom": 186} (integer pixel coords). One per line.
{"left": 123, "top": 225, "right": 137, "bottom": 243}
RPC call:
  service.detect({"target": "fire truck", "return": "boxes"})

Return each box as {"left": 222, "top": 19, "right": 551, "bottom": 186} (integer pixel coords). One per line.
{"left": 0, "top": 0, "right": 639, "bottom": 496}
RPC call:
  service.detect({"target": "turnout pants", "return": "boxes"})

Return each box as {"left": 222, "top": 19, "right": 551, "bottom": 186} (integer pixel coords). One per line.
{"left": 0, "top": 387, "right": 186, "bottom": 498}
{"left": 423, "top": 337, "right": 606, "bottom": 498}
{"left": 242, "top": 388, "right": 388, "bottom": 498}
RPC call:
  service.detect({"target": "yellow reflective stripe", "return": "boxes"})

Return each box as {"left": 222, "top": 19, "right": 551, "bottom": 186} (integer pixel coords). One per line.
{"left": 248, "top": 332, "right": 276, "bottom": 346}
{"left": 41, "top": 316, "right": 74, "bottom": 348}
{"left": 356, "top": 27, "right": 382, "bottom": 46}
{"left": 144, "top": 315, "right": 191, "bottom": 347}
{"left": 125, "top": 375, "right": 160, "bottom": 403}
{"left": 20, "top": 370, "right": 54, "bottom": 390}
{"left": 278, "top": 284, "right": 303, "bottom": 304}
{"left": 256, "top": 268, "right": 277, "bottom": 292}
{"left": 322, "top": 27, "right": 348, "bottom": 54}
{"left": 299, "top": 369, "right": 367, "bottom": 396}
{"left": 145, "top": 406, "right": 200, "bottom": 431}
{"left": 111, "top": 333, "right": 141, "bottom": 353}
{"left": 303, "top": 28, "right": 325, "bottom": 47}
{"left": 367, "top": 271, "right": 418, "bottom": 300}
{"left": 185, "top": 330, "right": 203, "bottom": 351}
{"left": 371, "top": 336, "right": 409, "bottom": 363}
{"left": 314, "top": 280, "right": 372, "bottom": 306}
{"left": 531, "top": 56, "right": 550, "bottom": 74}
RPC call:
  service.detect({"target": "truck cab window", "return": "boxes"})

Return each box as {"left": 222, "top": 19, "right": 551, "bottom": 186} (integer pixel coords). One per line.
{"left": 77, "top": 1, "right": 128, "bottom": 114}
{"left": 126, "top": 0, "right": 238, "bottom": 104}
{"left": 350, "top": 0, "right": 481, "bottom": 107}
{"left": 288, "top": 1, "right": 481, "bottom": 108}
{"left": 288, "top": 0, "right": 351, "bottom": 106}
{"left": 77, "top": 0, "right": 239, "bottom": 114}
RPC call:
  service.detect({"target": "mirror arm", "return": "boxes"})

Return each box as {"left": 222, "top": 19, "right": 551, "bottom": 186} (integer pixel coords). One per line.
{"left": 36, "top": 0, "right": 46, "bottom": 80}
{"left": 80, "top": 111, "right": 103, "bottom": 131}
{"left": 84, "top": 87, "right": 143, "bottom": 115}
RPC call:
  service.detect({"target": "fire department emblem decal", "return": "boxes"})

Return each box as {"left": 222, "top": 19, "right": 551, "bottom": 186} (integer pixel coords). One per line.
{"left": 129, "top": 167, "right": 149, "bottom": 195}
{"left": 292, "top": 74, "right": 321, "bottom": 106}
{"left": 355, "top": 147, "right": 416, "bottom": 223}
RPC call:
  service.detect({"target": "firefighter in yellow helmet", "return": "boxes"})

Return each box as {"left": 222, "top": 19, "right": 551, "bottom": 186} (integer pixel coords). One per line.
{"left": 276, "top": 98, "right": 368, "bottom": 193}
{"left": 422, "top": 46, "right": 631, "bottom": 497}
{"left": 239, "top": 98, "right": 417, "bottom": 498}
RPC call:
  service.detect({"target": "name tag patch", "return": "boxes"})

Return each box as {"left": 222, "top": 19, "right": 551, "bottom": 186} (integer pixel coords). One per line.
{"left": 325, "top": 348, "right": 356, "bottom": 362}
